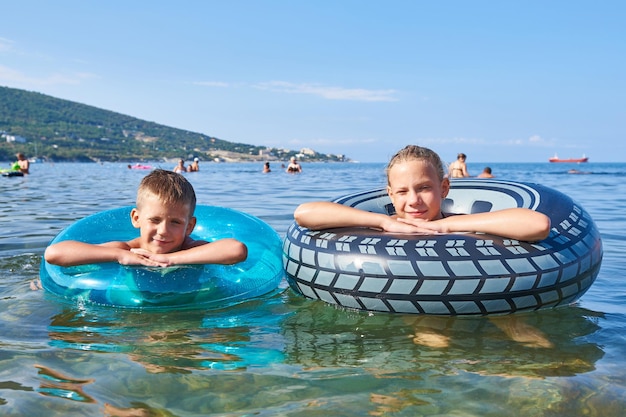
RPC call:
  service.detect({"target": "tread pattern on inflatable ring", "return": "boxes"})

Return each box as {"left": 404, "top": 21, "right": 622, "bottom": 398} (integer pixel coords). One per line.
{"left": 282, "top": 180, "right": 603, "bottom": 315}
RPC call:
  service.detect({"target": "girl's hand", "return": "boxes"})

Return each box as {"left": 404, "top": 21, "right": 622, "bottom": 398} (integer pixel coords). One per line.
{"left": 381, "top": 217, "right": 440, "bottom": 234}
{"left": 395, "top": 218, "right": 447, "bottom": 234}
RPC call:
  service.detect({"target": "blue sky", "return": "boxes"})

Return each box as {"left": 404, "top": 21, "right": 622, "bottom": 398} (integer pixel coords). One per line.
{"left": 1, "top": 1, "right": 624, "bottom": 163}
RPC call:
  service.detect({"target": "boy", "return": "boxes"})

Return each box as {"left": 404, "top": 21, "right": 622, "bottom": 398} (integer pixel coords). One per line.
{"left": 15, "top": 152, "right": 30, "bottom": 174}
{"left": 477, "top": 166, "right": 495, "bottom": 178}
{"left": 44, "top": 169, "right": 247, "bottom": 267}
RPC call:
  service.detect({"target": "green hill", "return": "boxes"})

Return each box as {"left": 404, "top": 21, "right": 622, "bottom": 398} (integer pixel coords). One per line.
{"left": 0, "top": 85, "right": 345, "bottom": 163}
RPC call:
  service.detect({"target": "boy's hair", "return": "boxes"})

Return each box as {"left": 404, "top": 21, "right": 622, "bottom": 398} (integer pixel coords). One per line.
{"left": 386, "top": 145, "right": 446, "bottom": 183}
{"left": 136, "top": 169, "right": 197, "bottom": 215}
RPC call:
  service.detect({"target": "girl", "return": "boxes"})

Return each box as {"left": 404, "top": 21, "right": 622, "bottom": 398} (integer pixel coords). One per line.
{"left": 294, "top": 145, "right": 550, "bottom": 242}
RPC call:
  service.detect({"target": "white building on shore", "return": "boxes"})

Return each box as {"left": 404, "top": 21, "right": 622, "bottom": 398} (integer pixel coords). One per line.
{"left": 3, "top": 134, "right": 27, "bottom": 143}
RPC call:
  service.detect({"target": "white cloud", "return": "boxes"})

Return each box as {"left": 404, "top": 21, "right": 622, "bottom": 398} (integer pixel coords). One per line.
{"left": 415, "top": 135, "right": 561, "bottom": 149}
{"left": 417, "top": 137, "right": 489, "bottom": 146}
{"left": 191, "top": 80, "right": 398, "bottom": 102}
{"left": 254, "top": 81, "right": 398, "bottom": 102}
{"left": 0, "top": 65, "right": 97, "bottom": 86}
{"left": 503, "top": 135, "right": 555, "bottom": 147}
{"left": 0, "top": 37, "right": 14, "bottom": 52}
{"left": 286, "top": 137, "right": 378, "bottom": 147}
{"left": 193, "top": 81, "right": 231, "bottom": 88}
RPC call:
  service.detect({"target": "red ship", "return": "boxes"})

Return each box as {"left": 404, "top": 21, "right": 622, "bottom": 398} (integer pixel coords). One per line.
{"left": 549, "top": 154, "right": 588, "bottom": 163}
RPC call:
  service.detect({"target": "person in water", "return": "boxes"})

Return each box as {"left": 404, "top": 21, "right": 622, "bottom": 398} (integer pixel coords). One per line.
{"left": 173, "top": 159, "right": 186, "bottom": 173}
{"left": 448, "top": 152, "right": 470, "bottom": 178}
{"left": 263, "top": 162, "right": 271, "bottom": 173}
{"left": 477, "top": 166, "right": 494, "bottom": 178}
{"left": 187, "top": 157, "right": 200, "bottom": 172}
{"left": 294, "top": 145, "right": 550, "bottom": 241}
{"left": 14, "top": 152, "right": 30, "bottom": 174}
{"left": 286, "top": 156, "right": 302, "bottom": 173}
{"left": 44, "top": 169, "right": 247, "bottom": 267}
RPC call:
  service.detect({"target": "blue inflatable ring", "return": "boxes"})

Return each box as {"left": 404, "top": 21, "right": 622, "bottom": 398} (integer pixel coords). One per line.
{"left": 283, "top": 179, "right": 603, "bottom": 315}
{"left": 40, "top": 206, "right": 284, "bottom": 309}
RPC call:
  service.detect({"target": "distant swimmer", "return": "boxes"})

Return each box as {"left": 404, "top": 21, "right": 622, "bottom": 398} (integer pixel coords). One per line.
{"left": 188, "top": 157, "right": 200, "bottom": 172}
{"left": 263, "top": 162, "right": 271, "bottom": 173}
{"left": 128, "top": 163, "right": 152, "bottom": 170}
{"left": 286, "top": 157, "right": 302, "bottom": 173}
{"left": 15, "top": 153, "right": 30, "bottom": 174}
{"left": 477, "top": 167, "right": 494, "bottom": 178}
{"left": 173, "top": 159, "right": 186, "bottom": 173}
{"left": 448, "top": 153, "right": 469, "bottom": 178}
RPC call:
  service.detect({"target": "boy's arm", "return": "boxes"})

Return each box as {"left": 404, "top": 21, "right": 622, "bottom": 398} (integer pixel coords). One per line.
{"left": 44, "top": 241, "right": 170, "bottom": 267}
{"left": 131, "top": 238, "right": 248, "bottom": 266}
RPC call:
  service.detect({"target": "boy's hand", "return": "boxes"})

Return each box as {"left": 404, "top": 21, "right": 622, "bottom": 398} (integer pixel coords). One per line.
{"left": 130, "top": 248, "right": 171, "bottom": 268}
{"left": 121, "top": 248, "right": 171, "bottom": 267}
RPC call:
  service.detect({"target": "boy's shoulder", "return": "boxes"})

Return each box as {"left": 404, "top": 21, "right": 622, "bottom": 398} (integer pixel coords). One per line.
{"left": 181, "top": 236, "right": 207, "bottom": 250}
{"left": 106, "top": 240, "right": 133, "bottom": 250}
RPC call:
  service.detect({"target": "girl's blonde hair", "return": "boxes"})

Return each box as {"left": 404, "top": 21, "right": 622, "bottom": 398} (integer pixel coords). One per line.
{"left": 136, "top": 169, "right": 196, "bottom": 216}
{"left": 385, "top": 145, "right": 445, "bottom": 185}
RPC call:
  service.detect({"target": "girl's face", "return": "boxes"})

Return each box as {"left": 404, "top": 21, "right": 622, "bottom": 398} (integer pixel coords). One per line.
{"left": 387, "top": 159, "right": 450, "bottom": 221}
{"left": 130, "top": 193, "right": 196, "bottom": 254}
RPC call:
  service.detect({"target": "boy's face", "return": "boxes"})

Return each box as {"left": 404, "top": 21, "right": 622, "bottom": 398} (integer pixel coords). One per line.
{"left": 130, "top": 193, "right": 196, "bottom": 254}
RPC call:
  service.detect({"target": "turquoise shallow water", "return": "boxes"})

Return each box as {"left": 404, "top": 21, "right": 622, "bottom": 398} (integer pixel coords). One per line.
{"left": 1, "top": 161, "right": 625, "bottom": 416}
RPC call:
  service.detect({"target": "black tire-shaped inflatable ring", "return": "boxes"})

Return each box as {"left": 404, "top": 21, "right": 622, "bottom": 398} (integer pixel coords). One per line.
{"left": 283, "top": 179, "right": 603, "bottom": 315}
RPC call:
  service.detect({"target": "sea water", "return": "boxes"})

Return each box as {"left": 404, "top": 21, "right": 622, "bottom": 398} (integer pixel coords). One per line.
{"left": 1, "top": 161, "right": 625, "bottom": 416}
